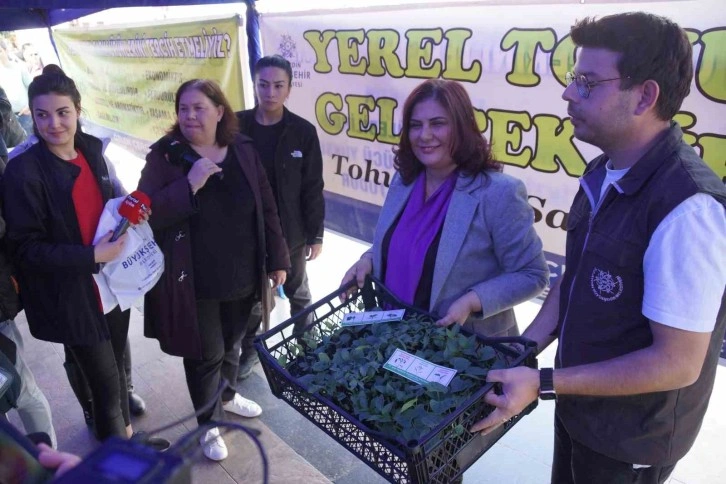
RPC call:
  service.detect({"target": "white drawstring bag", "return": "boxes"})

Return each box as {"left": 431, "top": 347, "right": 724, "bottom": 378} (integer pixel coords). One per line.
{"left": 92, "top": 196, "right": 165, "bottom": 314}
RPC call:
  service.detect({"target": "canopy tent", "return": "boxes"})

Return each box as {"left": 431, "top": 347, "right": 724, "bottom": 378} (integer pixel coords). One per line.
{"left": 0, "top": 8, "right": 103, "bottom": 31}
{"left": 0, "top": 1, "right": 251, "bottom": 31}
{"left": 0, "top": 1, "right": 261, "bottom": 80}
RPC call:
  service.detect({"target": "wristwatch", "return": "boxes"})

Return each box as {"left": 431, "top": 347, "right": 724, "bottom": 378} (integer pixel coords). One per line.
{"left": 539, "top": 368, "right": 556, "bottom": 400}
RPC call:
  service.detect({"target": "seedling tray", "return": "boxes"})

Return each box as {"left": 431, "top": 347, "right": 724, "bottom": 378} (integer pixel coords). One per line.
{"left": 255, "top": 276, "right": 537, "bottom": 483}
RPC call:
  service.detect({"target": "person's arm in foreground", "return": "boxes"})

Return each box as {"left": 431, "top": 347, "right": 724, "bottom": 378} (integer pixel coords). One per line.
{"left": 472, "top": 320, "right": 710, "bottom": 435}
{"left": 473, "top": 198, "right": 725, "bottom": 434}
{"left": 37, "top": 443, "right": 81, "bottom": 478}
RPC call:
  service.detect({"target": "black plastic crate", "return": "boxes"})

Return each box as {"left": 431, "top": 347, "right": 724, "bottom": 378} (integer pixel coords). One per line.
{"left": 255, "top": 276, "right": 538, "bottom": 484}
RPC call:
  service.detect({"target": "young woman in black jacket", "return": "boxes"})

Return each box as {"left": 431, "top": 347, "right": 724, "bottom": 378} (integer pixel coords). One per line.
{"left": 1, "top": 65, "right": 165, "bottom": 447}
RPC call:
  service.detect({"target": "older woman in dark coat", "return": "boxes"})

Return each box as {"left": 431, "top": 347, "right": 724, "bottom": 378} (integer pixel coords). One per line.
{"left": 138, "top": 79, "right": 289, "bottom": 461}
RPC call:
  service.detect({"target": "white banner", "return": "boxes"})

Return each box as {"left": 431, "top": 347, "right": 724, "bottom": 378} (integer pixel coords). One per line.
{"left": 260, "top": 0, "right": 726, "bottom": 279}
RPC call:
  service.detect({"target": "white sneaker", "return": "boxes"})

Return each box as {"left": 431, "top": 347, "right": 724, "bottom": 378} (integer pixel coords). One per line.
{"left": 222, "top": 393, "right": 262, "bottom": 418}
{"left": 199, "top": 427, "right": 228, "bottom": 461}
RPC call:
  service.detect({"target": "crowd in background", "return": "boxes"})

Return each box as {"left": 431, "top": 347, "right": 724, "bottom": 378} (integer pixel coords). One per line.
{"left": 1, "top": 31, "right": 45, "bottom": 163}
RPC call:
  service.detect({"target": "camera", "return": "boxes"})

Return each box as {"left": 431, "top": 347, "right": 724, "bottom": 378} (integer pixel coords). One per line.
{"left": 53, "top": 437, "right": 191, "bottom": 484}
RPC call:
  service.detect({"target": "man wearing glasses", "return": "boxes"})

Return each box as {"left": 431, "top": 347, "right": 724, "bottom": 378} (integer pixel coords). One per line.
{"left": 472, "top": 12, "right": 726, "bottom": 484}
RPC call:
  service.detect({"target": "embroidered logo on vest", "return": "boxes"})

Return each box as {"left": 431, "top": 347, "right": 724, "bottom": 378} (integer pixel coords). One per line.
{"left": 590, "top": 268, "right": 623, "bottom": 302}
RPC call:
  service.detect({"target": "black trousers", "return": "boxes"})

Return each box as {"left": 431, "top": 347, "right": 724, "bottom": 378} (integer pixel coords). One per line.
{"left": 65, "top": 336, "right": 134, "bottom": 422}
{"left": 551, "top": 413, "right": 676, "bottom": 484}
{"left": 184, "top": 296, "right": 255, "bottom": 425}
{"left": 124, "top": 340, "right": 133, "bottom": 389}
{"left": 240, "top": 244, "right": 312, "bottom": 359}
{"left": 66, "top": 307, "right": 130, "bottom": 440}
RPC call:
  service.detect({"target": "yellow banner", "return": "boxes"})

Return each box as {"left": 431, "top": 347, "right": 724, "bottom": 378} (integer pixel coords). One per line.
{"left": 260, "top": 1, "right": 726, "bottom": 266}
{"left": 54, "top": 16, "right": 245, "bottom": 143}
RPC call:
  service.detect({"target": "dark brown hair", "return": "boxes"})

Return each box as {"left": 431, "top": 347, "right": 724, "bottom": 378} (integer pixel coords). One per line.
{"left": 571, "top": 12, "right": 692, "bottom": 121}
{"left": 168, "top": 79, "right": 239, "bottom": 146}
{"left": 27, "top": 64, "right": 82, "bottom": 138}
{"left": 27, "top": 64, "right": 81, "bottom": 111}
{"left": 394, "top": 79, "right": 500, "bottom": 185}
{"left": 254, "top": 55, "right": 293, "bottom": 86}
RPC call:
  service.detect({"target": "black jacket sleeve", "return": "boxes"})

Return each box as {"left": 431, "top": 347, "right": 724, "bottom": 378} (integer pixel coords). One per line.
{"left": 300, "top": 122, "right": 325, "bottom": 245}
{"left": 251, "top": 147, "right": 290, "bottom": 272}
{"left": 2, "top": 162, "right": 97, "bottom": 274}
{"left": 138, "top": 146, "right": 198, "bottom": 232}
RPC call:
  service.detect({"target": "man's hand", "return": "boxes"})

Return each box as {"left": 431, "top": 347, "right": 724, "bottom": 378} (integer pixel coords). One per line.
{"left": 37, "top": 443, "right": 81, "bottom": 478}
{"left": 306, "top": 243, "right": 323, "bottom": 261}
{"left": 435, "top": 291, "right": 480, "bottom": 327}
{"left": 268, "top": 270, "right": 286, "bottom": 289}
{"left": 470, "top": 366, "right": 539, "bottom": 435}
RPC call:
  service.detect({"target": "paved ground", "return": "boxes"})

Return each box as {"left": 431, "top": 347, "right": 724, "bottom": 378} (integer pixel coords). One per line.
{"left": 7, "top": 229, "right": 726, "bottom": 483}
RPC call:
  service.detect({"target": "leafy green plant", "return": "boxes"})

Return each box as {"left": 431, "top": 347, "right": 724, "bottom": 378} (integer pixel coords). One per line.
{"left": 282, "top": 313, "right": 513, "bottom": 443}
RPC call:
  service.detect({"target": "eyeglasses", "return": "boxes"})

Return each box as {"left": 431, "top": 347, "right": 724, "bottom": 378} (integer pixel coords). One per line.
{"left": 565, "top": 72, "right": 630, "bottom": 99}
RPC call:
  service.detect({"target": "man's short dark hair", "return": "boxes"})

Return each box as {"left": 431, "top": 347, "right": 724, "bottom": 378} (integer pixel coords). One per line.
{"left": 571, "top": 12, "right": 693, "bottom": 120}
{"left": 254, "top": 55, "right": 293, "bottom": 85}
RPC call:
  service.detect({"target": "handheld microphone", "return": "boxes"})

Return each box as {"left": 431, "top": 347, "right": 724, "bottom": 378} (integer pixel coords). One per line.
{"left": 111, "top": 191, "right": 151, "bottom": 242}
{"left": 167, "top": 140, "right": 224, "bottom": 180}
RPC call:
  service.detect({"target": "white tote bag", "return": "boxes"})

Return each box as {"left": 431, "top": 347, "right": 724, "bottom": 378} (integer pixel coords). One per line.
{"left": 92, "top": 197, "right": 165, "bottom": 314}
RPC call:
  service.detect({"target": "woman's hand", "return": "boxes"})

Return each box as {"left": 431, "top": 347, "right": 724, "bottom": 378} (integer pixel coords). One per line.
{"left": 268, "top": 270, "right": 286, "bottom": 289}
{"left": 94, "top": 231, "right": 128, "bottom": 263}
{"left": 187, "top": 157, "right": 222, "bottom": 194}
{"left": 136, "top": 208, "right": 152, "bottom": 224}
{"left": 435, "top": 291, "right": 481, "bottom": 327}
{"left": 339, "top": 253, "right": 373, "bottom": 301}
{"left": 37, "top": 443, "right": 81, "bottom": 478}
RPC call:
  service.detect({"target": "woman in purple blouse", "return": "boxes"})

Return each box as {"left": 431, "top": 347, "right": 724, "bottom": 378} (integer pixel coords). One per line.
{"left": 341, "top": 79, "right": 548, "bottom": 338}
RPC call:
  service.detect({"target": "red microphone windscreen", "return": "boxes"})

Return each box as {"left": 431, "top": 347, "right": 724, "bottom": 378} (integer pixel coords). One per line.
{"left": 118, "top": 190, "right": 151, "bottom": 224}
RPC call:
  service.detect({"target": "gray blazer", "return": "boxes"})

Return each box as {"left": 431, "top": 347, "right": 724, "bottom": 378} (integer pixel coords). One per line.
{"left": 371, "top": 170, "right": 548, "bottom": 337}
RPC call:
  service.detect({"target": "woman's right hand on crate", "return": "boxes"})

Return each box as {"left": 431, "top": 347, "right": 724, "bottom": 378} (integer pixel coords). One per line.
{"left": 339, "top": 252, "right": 373, "bottom": 301}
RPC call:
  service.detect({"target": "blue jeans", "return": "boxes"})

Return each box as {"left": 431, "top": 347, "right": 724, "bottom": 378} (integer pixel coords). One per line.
{"left": 0, "top": 319, "right": 57, "bottom": 448}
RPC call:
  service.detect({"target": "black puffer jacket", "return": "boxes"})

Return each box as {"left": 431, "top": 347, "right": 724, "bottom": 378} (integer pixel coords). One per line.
{"left": 237, "top": 107, "right": 325, "bottom": 248}
{"left": 1, "top": 133, "right": 115, "bottom": 345}
{"left": 0, "top": 211, "right": 20, "bottom": 322}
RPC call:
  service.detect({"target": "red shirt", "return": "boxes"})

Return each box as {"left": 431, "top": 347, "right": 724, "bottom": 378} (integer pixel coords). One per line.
{"left": 67, "top": 150, "right": 104, "bottom": 310}
{"left": 67, "top": 151, "right": 103, "bottom": 245}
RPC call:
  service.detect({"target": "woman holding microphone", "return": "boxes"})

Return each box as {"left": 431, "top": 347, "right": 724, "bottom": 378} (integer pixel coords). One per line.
{"left": 1, "top": 65, "right": 162, "bottom": 446}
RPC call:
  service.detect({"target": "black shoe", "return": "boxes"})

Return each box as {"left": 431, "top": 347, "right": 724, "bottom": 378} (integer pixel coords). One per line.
{"left": 237, "top": 353, "right": 260, "bottom": 380}
{"left": 132, "top": 431, "right": 171, "bottom": 452}
{"left": 128, "top": 391, "right": 147, "bottom": 416}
